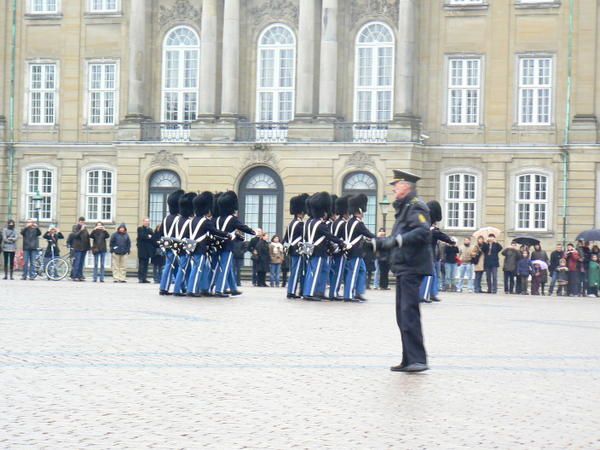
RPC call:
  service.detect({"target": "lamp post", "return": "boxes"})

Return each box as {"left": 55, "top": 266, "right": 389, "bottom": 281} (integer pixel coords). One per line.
{"left": 379, "top": 195, "right": 390, "bottom": 233}
{"left": 32, "top": 190, "right": 43, "bottom": 224}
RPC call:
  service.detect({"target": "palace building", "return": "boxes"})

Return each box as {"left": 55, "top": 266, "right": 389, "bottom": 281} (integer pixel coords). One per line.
{"left": 1, "top": 0, "right": 600, "bottom": 266}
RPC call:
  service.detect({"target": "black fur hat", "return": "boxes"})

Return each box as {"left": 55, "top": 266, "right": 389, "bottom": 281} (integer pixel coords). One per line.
{"left": 193, "top": 191, "right": 214, "bottom": 217}
{"left": 348, "top": 194, "right": 368, "bottom": 215}
{"left": 218, "top": 191, "right": 239, "bottom": 216}
{"left": 167, "top": 189, "right": 185, "bottom": 215}
{"left": 305, "top": 194, "right": 314, "bottom": 218}
{"left": 335, "top": 196, "right": 349, "bottom": 216}
{"left": 290, "top": 193, "right": 309, "bottom": 215}
{"left": 427, "top": 200, "right": 442, "bottom": 223}
{"left": 329, "top": 195, "right": 338, "bottom": 218}
{"left": 213, "top": 192, "right": 222, "bottom": 217}
{"left": 179, "top": 192, "right": 196, "bottom": 218}
{"left": 310, "top": 192, "right": 332, "bottom": 219}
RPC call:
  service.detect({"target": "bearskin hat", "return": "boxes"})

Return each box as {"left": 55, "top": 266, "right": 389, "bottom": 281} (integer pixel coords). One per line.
{"left": 348, "top": 194, "right": 368, "bottom": 215}
{"left": 335, "top": 196, "right": 349, "bottom": 216}
{"left": 179, "top": 192, "right": 196, "bottom": 218}
{"left": 427, "top": 200, "right": 442, "bottom": 223}
{"left": 167, "top": 189, "right": 185, "bottom": 215}
{"left": 218, "top": 190, "right": 239, "bottom": 216}
{"left": 310, "top": 192, "right": 332, "bottom": 219}
{"left": 305, "top": 194, "right": 314, "bottom": 218}
{"left": 193, "top": 191, "right": 214, "bottom": 217}
{"left": 290, "top": 193, "right": 309, "bottom": 215}
{"left": 329, "top": 195, "right": 338, "bottom": 218}
{"left": 213, "top": 192, "right": 222, "bottom": 217}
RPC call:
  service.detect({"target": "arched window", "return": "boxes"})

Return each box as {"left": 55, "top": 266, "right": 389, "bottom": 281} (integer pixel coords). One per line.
{"left": 148, "top": 170, "right": 181, "bottom": 228}
{"left": 85, "top": 168, "right": 115, "bottom": 222}
{"left": 516, "top": 173, "right": 548, "bottom": 231}
{"left": 161, "top": 26, "right": 199, "bottom": 123}
{"left": 343, "top": 172, "right": 377, "bottom": 232}
{"left": 239, "top": 167, "right": 284, "bottom": 244}
{"left": 444, "top": 172, "right": 477, "bottom": 230}
{"left": 24, "top": 167, "right": 55, "bottom": 221}
{"left": 256, "top": 24, "right": 296, "bottom": 123}
{"left": 354, "top": 22, "right": 395, "bottom": 123}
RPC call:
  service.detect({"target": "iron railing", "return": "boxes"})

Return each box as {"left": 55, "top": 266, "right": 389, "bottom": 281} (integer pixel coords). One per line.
{"left": 236, "top": 122, "right": 289, "bottom": 143}
{"left": 335, "top": 122, "right": 390, "bottom": 143}
{"left": 141, "top": 122, "right": 191, "bottom": 142}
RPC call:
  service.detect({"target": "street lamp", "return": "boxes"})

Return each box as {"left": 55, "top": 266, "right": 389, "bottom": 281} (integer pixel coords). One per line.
{"left": 379, "top": 195, "right": 391, "bottom": 233}
{"left": 32, "top": 190, "right": 43, "bottom": 223}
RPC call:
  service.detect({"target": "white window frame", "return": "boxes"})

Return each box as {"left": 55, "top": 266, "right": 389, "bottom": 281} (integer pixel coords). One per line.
{"left": 353, "top": 21, "right": 395, "bottom": 123}
{"left": 88, "top": 0, "right": 120, "bottom": 13}
{"left": 256, "top": 24, "right": 297, "bottom": 123}
{"left": 517, "top": 55, "right": 553, "bottom": 126}
{"left": 83, "top": 167, "right": 116, "bottom": 223}
{"left": 442, "top": 171, "right": 480, "bottom": 231}
{"left": 29, "top": 0, "right": 60, "bottom": 14}
{"left": 447, "top": 56, "right": 482, "bottom": 126}
{"left": 22, "top": 165, "right": 57, "bottom": 222}
{"left": 515, "top": 172, "right": 549, "bottom": 232}
{"left": 448, "top": 0, "right": 484, "bottom": 4}
{"left": 86, "top": 60, "right": 119, "bottom": 126}
{"left": 161, "top": 26, "right": 200, "bottom": 123}
{"left": 27, "top": 61, "right": 59, "bottom": 126}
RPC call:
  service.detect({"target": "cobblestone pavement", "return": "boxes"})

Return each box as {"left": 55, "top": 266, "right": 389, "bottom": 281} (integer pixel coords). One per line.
{"left": 1, "top": 280, "right": 600, "bottom": 449}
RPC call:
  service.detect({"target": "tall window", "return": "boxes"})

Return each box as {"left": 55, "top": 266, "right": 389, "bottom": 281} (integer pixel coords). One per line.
{"left": 162, "top": 27, "right": 199, "bottom": 123}
{"left": 518, "top": 56, "right": 552, "bottom": 125}
{"left": 354, "top": 22, "right": 395, "bottom": 123}
{"left": 25, "top": 168, "right": 54, "bottom": 221}
{"left": 29, "top": 63, "right": 57, "bottom": 125}
{"left": 89, "top": 0, "right": 118, "bottom": 12}
{"left": 148, "top": 170, "right": 181, "bottom": 228}
{"left": 343, "top": 172, "right": 377, "bottom": 232}
{"left": 516, "top": 173, "right": 548, "bottom": 231}
{"left": 88, "top": 62, "right": 117, "bottom": 125}
{"left": 445, "top": 173, "right": 477, "bottom": 229}
{"left": 448, "top": 58, "right": 481, "bottom": 125}
{"left": 30, "top": 0, "right": 58, "bottom": 13}
{"left": 86, "top": 169, "right": 114, "bottom": 222}
{"left": 256, "top": 24, "right": 296, "bottom": 123}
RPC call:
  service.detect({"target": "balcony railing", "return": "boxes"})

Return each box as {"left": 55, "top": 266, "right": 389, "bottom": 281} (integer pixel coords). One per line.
{"left": 236, "top": 122, "right": 289, "bottom": 143}
{"left": 141, "top": 122, "right": 191, "bottom": 142}
{"left": 335, "top": 122, "right": 389, "bottom": 143}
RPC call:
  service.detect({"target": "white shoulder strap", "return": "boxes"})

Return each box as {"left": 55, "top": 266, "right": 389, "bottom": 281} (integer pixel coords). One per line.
{"left": 190, "top": 217, "right": 207, "bottom": 241}
{"left": 163, "top": 216, "right": 180, "bottom": 238}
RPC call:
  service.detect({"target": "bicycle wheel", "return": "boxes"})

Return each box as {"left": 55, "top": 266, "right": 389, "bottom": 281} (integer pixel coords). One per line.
{"left": 46, "top": 258, "right": 69, "bottom": 281}
{"left": 31, "top": 257, "right": 43, "bottom": 279}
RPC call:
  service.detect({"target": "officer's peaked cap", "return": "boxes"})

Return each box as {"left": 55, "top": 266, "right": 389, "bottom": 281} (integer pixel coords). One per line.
{"left": 390, "top": 170, "right": 421, "bottom": 186}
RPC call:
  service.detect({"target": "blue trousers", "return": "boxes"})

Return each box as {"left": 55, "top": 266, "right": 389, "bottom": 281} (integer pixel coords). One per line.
{"left": 316, "top": 256, "right": 331, "bottom": 296}
{"left": 287, "top": 255, "right": 303, "bottom": 296}
{"left": 214, "top": 250, "right": 236, "bottom": 294}
{"left": 303, "top": 256, "right": 325, "bottom": 297}
{"left": 344, "top": 257, "right": 367, "bottom": 299}
{"left": 23, "top": 249, "right": 37, "bottom": 278}
{"left": 173, "top": 254, "right": 191, "bottom": 294}
{"left": 187, "top": 254, "right": 210, "bottom": 294}
{"left": 328, "top": 254, "right": 346, "bottom": 299}
{"left": 159, "top": 251, "right": 178, "bottom": 292}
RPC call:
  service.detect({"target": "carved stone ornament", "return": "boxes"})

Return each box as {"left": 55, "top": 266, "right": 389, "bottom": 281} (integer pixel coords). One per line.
{"left": 346, "top": 151, "right": 375, "bottom": 169}
{"left": 243, "top": 144, "right": 279, "bottom": 169}
{"left": 151, "top": 149, "right": 178, "bottom": 166}
{"left": 159, "top": 0, "right": 202, "bottom": 28}
{"left": 350, "top": 0, "right": 399, "bottom": 24}
{"left": 246, "top": 0, "right": 299, "bottom": 27}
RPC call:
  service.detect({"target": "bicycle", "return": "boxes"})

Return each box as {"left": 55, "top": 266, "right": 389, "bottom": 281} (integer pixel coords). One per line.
{"left": 29, "top": 247, "right": 71, "bottom": 281}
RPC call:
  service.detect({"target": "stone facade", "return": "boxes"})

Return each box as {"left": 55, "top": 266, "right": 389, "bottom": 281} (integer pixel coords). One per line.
{"left": 1, "top": 0, "right": 599, "bottom": 266}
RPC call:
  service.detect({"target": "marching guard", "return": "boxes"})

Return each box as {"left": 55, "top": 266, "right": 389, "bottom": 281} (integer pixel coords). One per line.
{"left": 343, "top": 194, "right": 376, "bottom": 302}
{"left": 173, "top": 192, "right": 197, "bottom": 296}
{"left": 284, "top": 193, "right": 309, "bottom": 299}
{"left": 159, "top": 189, "right": 184, "bottom": 296}
{"left": 328, "top": 195, "right": 349, "bottom": 300}
{"left": 213, "top": 191, "right": 255, "bottom": 297}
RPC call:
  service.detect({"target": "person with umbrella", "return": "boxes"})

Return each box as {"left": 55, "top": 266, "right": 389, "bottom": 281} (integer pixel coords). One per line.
{"left": 531, "top": 260, "right": 548, "bottom": 295}
{"left": 480, "top": 233, "right": 503, "bottom": 294}
{"left": 501, "top": 242, "right": 521, "bottom": 294}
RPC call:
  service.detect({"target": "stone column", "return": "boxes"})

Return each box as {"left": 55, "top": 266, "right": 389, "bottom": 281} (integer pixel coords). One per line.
{"left": 221, "top": 0, "right": 240, "bottom": 118}
{"left": 318, "top": 0, "right": 337, "bottom": 118}
{"left": 198, "top": 0, "right": 218, "bottom": 117}
{"left": 126, "top": 0, "right": 147, "bottom": 120}
{"left": 394, "top": 0, "right": 416, "bottom": 118}
{"left": 296, "top": 0, "right": 317, "bottom": 118}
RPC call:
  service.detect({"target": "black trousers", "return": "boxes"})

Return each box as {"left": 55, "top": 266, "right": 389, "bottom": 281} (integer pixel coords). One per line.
{"left": 234, "top": 258, "right": 243, "bottom": 286}
{"left": 257, "top": 271, "right": 267, "bottom": 287}
{"left": 503, "top": 271, "right": 515, "bottom": 293}
{"left": 396, "top": 273, "right": 427, "bottom": 366}
{"left": 379, "top": 261, "right": 390, "bottom": 289}
{"left": 3, "top": 252, "right": 15, "bottom": 274}
{"left": 138, "top": 257, "right": 149, "bottom": 281}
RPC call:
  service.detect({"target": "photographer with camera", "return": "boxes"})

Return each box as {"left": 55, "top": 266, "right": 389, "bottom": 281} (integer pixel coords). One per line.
{"left": 20, "top": 219, "right": 41, "bottom": 280}
{"left": 42, "top": 226, "right": 64, "bottom": 275}
{"left": 71, "top": 217, "right": 91, "bottom": 282}
{"left": 90, "top": 222, "right": 110, "bottom": 282}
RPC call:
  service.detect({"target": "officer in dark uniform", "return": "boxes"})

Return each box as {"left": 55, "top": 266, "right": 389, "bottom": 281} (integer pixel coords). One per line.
{"left": 284, "top": 193, "right": 309, "bottom": 299}
{"left": 158, "top": 189, "right": 184, "bottom": 295}
{"left": 374, "top": 170, "right": 433, "bottom": 373}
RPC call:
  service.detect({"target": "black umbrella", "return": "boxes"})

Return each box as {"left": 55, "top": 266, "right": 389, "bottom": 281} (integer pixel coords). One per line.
{"left": 575, "top": 229, "right": 600, "bottom": 242}
{"left": 511, "top": 235, "right": 540, "bottom": 247}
